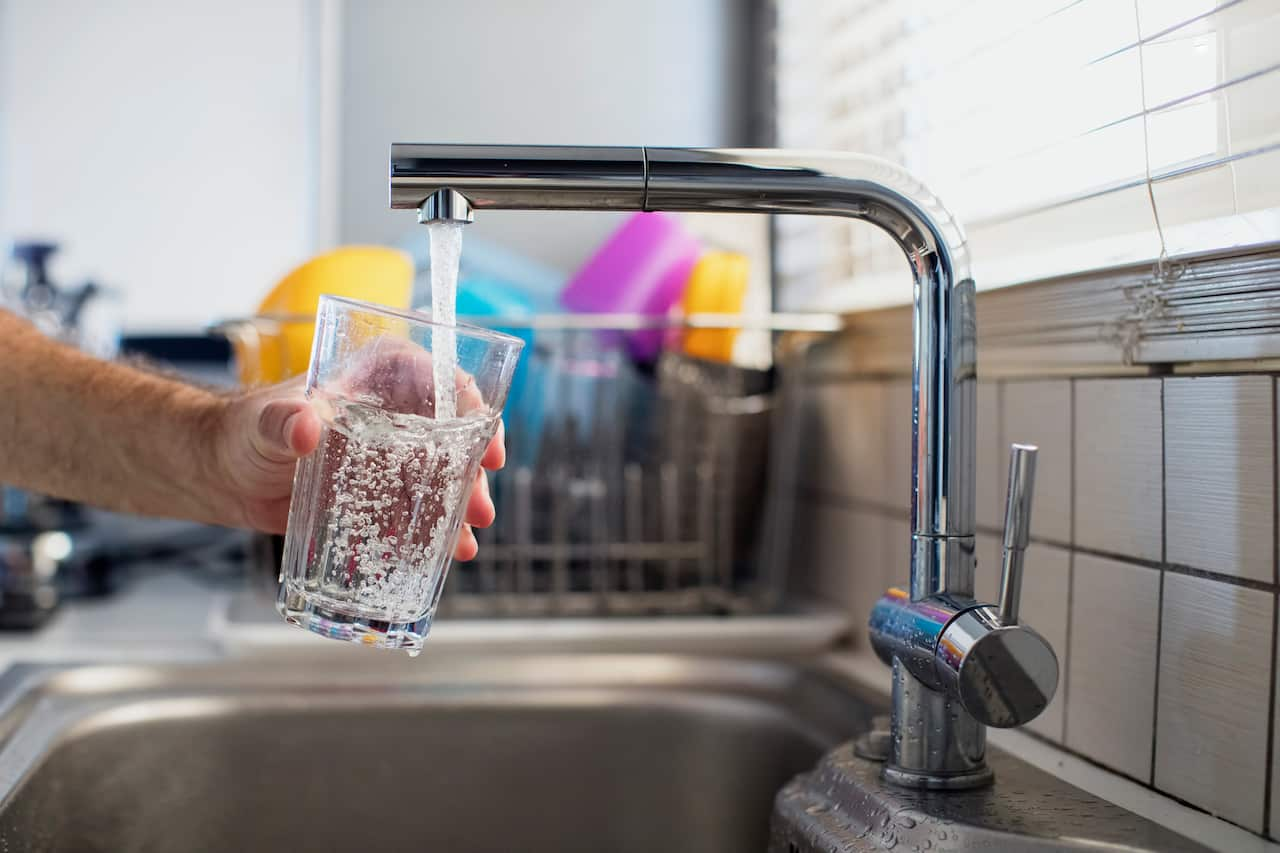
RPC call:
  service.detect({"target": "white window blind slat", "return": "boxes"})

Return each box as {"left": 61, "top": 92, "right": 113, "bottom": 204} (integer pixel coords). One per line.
{"left": 775, "top": 0, "right": 1280, "bottom": 311}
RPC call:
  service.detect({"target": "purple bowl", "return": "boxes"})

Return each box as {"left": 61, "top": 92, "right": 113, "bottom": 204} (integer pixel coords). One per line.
{"left": 560, "top": 212, "right": 700, "bottom": 361}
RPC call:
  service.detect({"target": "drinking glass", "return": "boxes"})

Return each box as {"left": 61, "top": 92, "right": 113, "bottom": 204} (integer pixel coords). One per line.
{"left": 276, "top": 295, "right": 523, "bottom": 654}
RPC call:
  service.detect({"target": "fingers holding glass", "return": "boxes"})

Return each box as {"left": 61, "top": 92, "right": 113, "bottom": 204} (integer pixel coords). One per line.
{"left": 277, "top": 296, "right": 523, "bottom": 654}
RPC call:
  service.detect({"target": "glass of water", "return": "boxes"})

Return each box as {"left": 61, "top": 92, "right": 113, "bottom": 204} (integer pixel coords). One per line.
{"left": 276, "top": 295, "right": 524, "bottom": 654}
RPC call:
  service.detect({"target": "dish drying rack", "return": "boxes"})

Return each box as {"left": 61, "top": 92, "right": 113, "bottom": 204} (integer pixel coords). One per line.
{"left": 441, "top": 312, "right": 841, "bottom": 618}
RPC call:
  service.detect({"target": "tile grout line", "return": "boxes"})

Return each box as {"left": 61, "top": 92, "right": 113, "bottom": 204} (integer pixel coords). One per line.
{"left": 796, "top": 367, "right": 1280, "bottom": 390}
{"left": 803, "top": 480, "right": 1280, "bottom": 591}
{"left": 997, "top": 379, "right": 1005, "bottom": 534}
{"left": 1149, "top": 378, "right": 1167, "bottom": 786}
{"left": 994, "top": 378, "right": 1004, "bottom": 602}
{"left": 1265, "top": 375, "right": 1278, "bottom": 838}
{"left": 1266, "top": 590, "right": 1278, "bottom": 839}
{"left": 1157, "top": 559, "right": 1280, "bottom": 592}
{"left": 1063, "top": 378, "right": 1077, "bottom": 746}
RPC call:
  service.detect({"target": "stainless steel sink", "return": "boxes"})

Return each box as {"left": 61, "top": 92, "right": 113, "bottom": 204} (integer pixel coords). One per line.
{"left": 0, "top": 655, "right": 874, "bottom": 853}
{"left": 0, "top": 653, "right": 1212, "bottom": 853}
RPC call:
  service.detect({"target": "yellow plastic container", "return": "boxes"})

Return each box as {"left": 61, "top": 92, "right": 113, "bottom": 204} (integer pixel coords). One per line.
{"left": 257, "top": 246, "right": 414, "bottom": 317}
{"left": 222, "top": 315, "right": 316, "bottom": 386}
{"left": 679, "top": 251, "right": 749, "bottom": 363}
{"left": 226, "top": 246, "right": 414, "bottom": 385}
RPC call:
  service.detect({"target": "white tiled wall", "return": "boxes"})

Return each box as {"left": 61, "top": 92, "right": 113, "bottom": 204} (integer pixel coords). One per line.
{"left": 792, "top": 367, "right": 1280, "bottom": 840}
{"left": 1002, "top": 381, "right": 1072, "bottom": 544}
{"left": 975, "top": 532, "right": 1002, "bottom": 603}
{"left": 799, "top": 381, "right": 883, "bottom": 501}
{"left": 1164, "top": 376, "right": 1274, "bottom": 583}
{"left": 1074, "top": 379, "right": 1163, "bottom": 561}
{"left": 1274, "top": 626, "right": 1280, "bottom": 842}
{"left": 794, "top": 503, "right": 894, "bottom": 644}
{"left": 830, "top": 381, "right": 891, "bottom": 502}
{"left": 1066, "top": 553, "right": 1161, "bottom": 782}
{"left": 1021, "top": 543, "right": 1070, "bottom": 742}
{"left": 1155, "top": 572, "right": 1273, "bottom": 833}
{"left": 976, "top": 381, "right": 1003, "bottom": 531}
{"left": 883, "top": 379, "right": 914, "bottom": 511}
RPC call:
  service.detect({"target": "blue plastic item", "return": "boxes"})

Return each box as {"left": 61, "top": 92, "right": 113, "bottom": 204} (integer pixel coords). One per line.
{"left": 456, "top": 276, "right": 535, "bottom": 396}
{"left": 400, "top": 230, "right": 563, "bottom": 311}
{"left": 455, "top": 276, "right": 545, "bottom": 467}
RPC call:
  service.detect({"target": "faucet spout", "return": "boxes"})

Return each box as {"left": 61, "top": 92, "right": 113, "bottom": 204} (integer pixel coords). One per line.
{"left": 389, "top": 143, "right": 993, "bottom": 787}
{"left": 391, "top": 144, "right": 976, "bottom": 583}
{"left": 418, "top": 189, "right": 475, "bottom": 224}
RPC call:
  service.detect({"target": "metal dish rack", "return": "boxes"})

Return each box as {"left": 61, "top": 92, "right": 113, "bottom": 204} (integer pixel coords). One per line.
{"left": 441, "top": 313, "right": 840, "bottom": 618}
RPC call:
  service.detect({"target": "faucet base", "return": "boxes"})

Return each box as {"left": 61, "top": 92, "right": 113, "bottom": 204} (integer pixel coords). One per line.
{"left": 881, "top": 763, "right": 993, "bottom": 790}
{"left": 883, "top": 660, "right": 993, "bottom": 789}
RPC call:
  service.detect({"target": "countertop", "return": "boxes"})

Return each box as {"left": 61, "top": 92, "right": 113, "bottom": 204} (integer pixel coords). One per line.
{"left": 0, "top": 568, "right": 224, "bottom": 668}
{"left": 0, "top": 565, "right": 853, "bottom": 668}
{"left": 0, "top": 568, "right": 1269, "bottom": 853}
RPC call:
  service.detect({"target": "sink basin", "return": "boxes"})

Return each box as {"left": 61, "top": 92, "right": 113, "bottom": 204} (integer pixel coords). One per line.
{"left": 0, "top": 655, "right": 873, "bottom": 853}
{"left": 0, "top": 653, "right": 1213, "bottom": 853}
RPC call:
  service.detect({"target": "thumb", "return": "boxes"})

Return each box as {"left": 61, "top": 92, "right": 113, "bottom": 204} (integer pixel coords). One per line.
{"left": 254, "top": 399, "right": 321, "bottom": 461}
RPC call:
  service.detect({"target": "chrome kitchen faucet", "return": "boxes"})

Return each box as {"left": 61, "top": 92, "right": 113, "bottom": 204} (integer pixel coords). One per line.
{"left": 388, "top": 145, "right": 1059, "bottom": 789}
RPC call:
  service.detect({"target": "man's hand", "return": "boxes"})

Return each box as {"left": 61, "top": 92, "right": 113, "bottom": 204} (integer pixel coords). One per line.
{"left": 210, "top": 378, "right": 504, "bottom": 561}
{"left": 0, "top": 309, "right": 503, "bottom": 559}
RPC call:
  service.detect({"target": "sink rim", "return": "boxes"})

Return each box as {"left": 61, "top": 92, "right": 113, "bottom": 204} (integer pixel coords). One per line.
{"left": 0, "top": 653, "right": 1219, "bottom": 853}
{"left": 0, "top": 651, "right": 883, "bottom": 703}
{"left": 0, "top": 652, "right": 877, "bottom": 853}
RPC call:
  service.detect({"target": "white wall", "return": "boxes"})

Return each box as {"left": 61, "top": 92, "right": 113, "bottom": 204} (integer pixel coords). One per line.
{"left": 339, "top": 0, "right": 748, "bottom": 273}
{"left": 0, "top": 0, "right": 748, "bottom": 331}
{"left": 0, "top": 0, "right": 319, "bottom": 332}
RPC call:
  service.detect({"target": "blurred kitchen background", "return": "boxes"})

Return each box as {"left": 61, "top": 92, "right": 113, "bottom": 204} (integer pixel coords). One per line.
{"left": 0, "top": 0, "right": 768, "bottom": 612}
{"left": 0, "top": 0, "right": 762, "bottom": 329}
{"left": 2, "top": 0, "right": 1280, "bottom": 846}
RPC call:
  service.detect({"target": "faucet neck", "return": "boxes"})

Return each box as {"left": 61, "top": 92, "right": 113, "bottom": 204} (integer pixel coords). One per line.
{"left": 389, "top": 144, "right": 978, "bottom": 600}
{"left": 389, "top": 144, "right": 984, "bottom": 789}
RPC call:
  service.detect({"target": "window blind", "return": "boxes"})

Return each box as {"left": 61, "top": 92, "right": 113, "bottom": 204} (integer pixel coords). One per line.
{"left": 774, "top": 0, "right": 1280, "bottom": 311}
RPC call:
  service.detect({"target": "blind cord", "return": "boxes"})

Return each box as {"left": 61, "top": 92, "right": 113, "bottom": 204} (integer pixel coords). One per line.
{"left": 1103, "top": 0, "right": 1185, "bottom": 364}
{"left": 1133, "top": 0, "right": 1183, "bottom": 285}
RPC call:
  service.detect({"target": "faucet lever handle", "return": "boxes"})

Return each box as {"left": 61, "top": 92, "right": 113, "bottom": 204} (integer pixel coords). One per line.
{"left": 998, "top": 443, "right": 1038, "bottom": 626}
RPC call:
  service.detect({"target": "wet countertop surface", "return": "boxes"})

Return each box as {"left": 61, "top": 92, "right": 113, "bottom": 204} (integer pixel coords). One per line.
{"left": 0, "top": 568, "right": 224, "bottom": 667}
{"left": 0, "top": 565, "right": 853, "bottom": 668}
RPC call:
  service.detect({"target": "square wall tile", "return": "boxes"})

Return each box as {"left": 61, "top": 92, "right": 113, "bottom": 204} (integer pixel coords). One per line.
{"left": 790, "top": 497, "right": 828, "bottom": 597}
{"left": 883, "top": 515, "right": 913, "bottom": 594}
{"left": 801, "top": 381, "right": 889, "bottom": 503}
{"left": 794, "top": 384, "right": 828, "bottom": 495}
{"left": 1066, "top": 553, "right": 1161, "bottom": 782}
{"left": 883, "top": 379, "right": 913, "bottom": 514}
{"left": 1002, "top": 381, "right": 1072, "bottom": 545}
{"left": 1022, "top": 544, "right": 1071, "bottom": 743}
{"left": 975, "top": 533, "right": 1002, "bottom": 603}
{"left": 1074, "top": 379, "right": 1163, "bottom": 561}
{"left": 972, "top": 535, "right": 1070, "bottom": 743}
{"left": 976, "top": 381, "right": 1003, "bottom": 531}
{"left": 793, "top": 500, "right": 872, "bottom": 608}
{"left": 1155, "top": 573, "right": 1273, "bottom": 834}
{"left": 1165, "top": 376, "right": 1274, "bottom": 584}
{"left": 1274, "top": 624, "right": 1280, "bottom": 843}
{"left": 794, "top": 500, "right": 896, "bottom": 646}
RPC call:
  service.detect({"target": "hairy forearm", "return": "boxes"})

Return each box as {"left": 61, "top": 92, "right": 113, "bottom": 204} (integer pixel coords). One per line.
{"left": 0, "top": 310, "right": 234, "bottom": 524}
